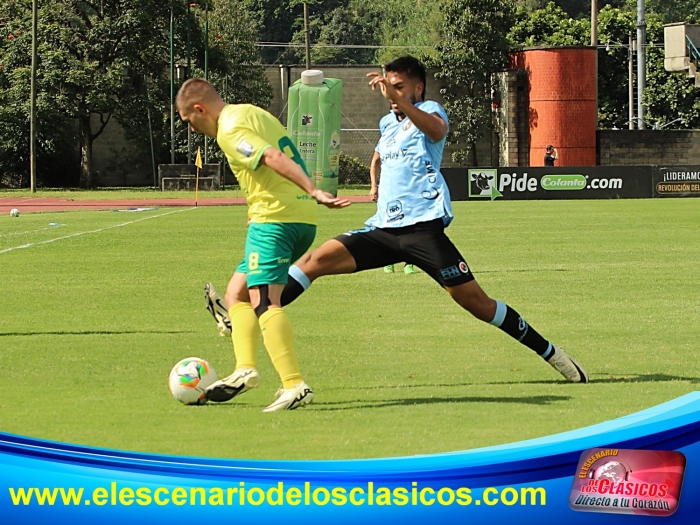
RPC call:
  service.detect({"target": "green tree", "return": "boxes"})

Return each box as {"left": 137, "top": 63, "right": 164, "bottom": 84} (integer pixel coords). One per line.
{"left": 640, "top": 0, "right": 700, "bottom": 25}
{"left": 435, "top": 0, "right": 516, "bottom": 165}
{"left": 643, "top": 13, "right": 700, "bottom": 128}
{"left": 240, "top": 0, "right": 301, "bottom": 63}
{"left": 0, "top": 0, "right": 178, "bottom": 187}
{"left": 243, "top": 0, "right": 346, "bottom": 64}
{"left": 375, "top": 0, "right": 443, "bottom": 64}
{"left": 0, "top": 0, "right": 270, "bottom": 188}
{"left": 194, "top": 0, "right": 273, "bottom": 169}
{"left": 509, "top": 2, "right": 590, "bottom": 47}
{"left": 290, "top": 1, "right": 382, "bottom": 64}
{"left": 0, "top": 1, "right": 79, "bottom": 186}
{"left": 596, "top": 5, "right": 637, "bottom": 128}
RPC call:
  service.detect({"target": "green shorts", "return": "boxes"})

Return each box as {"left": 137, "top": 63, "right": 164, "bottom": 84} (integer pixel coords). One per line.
{"left": 236, "top": 222, "right": 316, "bottom": 288}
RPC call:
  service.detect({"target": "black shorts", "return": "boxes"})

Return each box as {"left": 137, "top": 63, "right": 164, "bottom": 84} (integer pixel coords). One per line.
{"left": 335, "top": 219, "right": 474, "bottom": 287}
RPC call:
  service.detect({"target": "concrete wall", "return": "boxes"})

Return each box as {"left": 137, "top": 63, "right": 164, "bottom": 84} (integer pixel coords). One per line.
{"left": 91, "top": 113, "right": 153, "bottom": 187}
{"left": 493, "top": 69, "right": 529, "bottom": 167}
{"left": 598, "top": 130, "right": 700, "bottom": 166}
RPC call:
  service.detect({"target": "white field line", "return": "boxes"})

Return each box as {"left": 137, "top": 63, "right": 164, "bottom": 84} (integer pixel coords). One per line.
{"left": 0, "top": 226, "right": 62, "bottom": 238}
{"left": 0, "top": 208, "right": 193, "bottom": 255}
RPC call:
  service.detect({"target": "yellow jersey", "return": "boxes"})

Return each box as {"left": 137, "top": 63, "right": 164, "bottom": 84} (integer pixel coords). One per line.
{"left": 216, "top": 104, "right": 317, "bottom": 225}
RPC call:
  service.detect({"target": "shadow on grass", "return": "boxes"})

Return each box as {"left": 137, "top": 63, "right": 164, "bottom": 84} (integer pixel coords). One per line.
{"left": 0, "top": 330, "right": 195, "bottom": 337}
{"left": 477, "top": 268, "right": 570, "bottom": 273}
{"left": 321, "top": 373, "right": 700, "bottom": 392}
{"left": 324, "top": 380, "right": 581, "bottom": 391}
{"left": 310, "top": 394, "right": 571, "bottom": 411}
{"left": 486, "top": 373, "right": 700, "bottom": 385}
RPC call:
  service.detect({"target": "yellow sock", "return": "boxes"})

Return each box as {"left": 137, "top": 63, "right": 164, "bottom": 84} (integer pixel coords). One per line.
{"left": 259, "top": 308, "right": 303, "bottom": 388}
{"left": 229, "top": 302, "right": 260, "bottom": 370}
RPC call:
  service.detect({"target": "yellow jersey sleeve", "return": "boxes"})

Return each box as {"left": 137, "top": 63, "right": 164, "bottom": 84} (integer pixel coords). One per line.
{"left": 216, "top": 104, "right": 317, "bottom": 226}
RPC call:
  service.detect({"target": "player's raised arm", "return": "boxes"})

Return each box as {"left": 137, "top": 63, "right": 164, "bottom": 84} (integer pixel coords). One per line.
{"left": 260, "top": 147, "right": 351, "bottom": 209}
{"left": 367, "top": 72, "right": 447, "bottom": 142}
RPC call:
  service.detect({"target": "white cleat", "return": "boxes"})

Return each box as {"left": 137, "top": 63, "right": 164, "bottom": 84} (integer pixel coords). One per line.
{"left": 204, "top": 283, "right": 231, "bottom": 337}
{"left": 263, "top": 381, "right": 315, "bottom": 412}
{"left": 547, "top": 345, "right": 589, "bottom": 383}
{"left": 205, "top": 368, "right": 261, "bottom": 403}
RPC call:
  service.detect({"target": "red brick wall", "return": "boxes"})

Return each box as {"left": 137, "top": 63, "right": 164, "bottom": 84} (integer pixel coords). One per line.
{"left": 512, "top": 48, "right": 597, "bottom": 166}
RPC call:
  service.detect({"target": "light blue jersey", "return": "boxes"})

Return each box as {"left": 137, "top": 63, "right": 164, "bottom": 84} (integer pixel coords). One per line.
{"left": 366, "top": 100, "right": 453, "bottom": 229}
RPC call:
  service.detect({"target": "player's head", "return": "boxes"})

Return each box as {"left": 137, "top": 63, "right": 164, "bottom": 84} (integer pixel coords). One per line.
{"left": 384, "top": 56, "right": 427, "bottom": 115}
{"left": 176, "top": 78, "right": 226, "bottom": 138}
{"left": 546, "top": 144, "right": 554, "bottom": 152}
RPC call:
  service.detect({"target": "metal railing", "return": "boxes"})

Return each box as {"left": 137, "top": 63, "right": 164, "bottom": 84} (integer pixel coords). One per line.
{"left": 687, "top": 34, "right": 700, "bottom": 69}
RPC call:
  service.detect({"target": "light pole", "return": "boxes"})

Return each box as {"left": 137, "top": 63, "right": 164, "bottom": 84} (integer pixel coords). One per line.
{"left": 591, "top": 0, "right": 598, "bottom": 129}
{"left": 204, "top": 0, "right": 209, "bottom": 163}
{"left": 304, "top": 3, "right": 311, "bottom": 69}
{"left": 187, "top": 3, "right": 193, "bottom": 164}
{"left": 629, "top": 33, "right": 634, "bottom": 130}
{"left": 30, "top": 0, "right": 38, "bottom": 192}
{"left": 170, "top": 2, "right": 175, "bottom": 163}
{"left": 144, "top": 74, "right": 157, "bottom": 187}
{"left": 637, "top": 0, "right": 646, "bottom": 130}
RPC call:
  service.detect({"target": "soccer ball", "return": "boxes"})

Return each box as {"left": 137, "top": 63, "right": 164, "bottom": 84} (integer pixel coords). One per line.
{"left": 168, "top": 357, "right": 217, "bottom": 405}
{"left": 9, "top": 208, "right": 20, "bottom": 217}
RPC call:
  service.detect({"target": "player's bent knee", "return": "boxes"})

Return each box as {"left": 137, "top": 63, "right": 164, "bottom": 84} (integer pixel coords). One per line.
{"left": 446, "top": 284, "right": 495, "bottom": 322}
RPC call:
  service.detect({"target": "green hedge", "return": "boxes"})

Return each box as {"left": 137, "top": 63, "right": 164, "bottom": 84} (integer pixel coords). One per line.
{"left": 338, "top": 152, "right": 370, "bottom": 185}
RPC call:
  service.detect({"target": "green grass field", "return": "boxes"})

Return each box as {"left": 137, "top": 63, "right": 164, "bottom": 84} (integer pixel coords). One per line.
{"left": 0, "top": 199, "right": 698, "bottom": 460}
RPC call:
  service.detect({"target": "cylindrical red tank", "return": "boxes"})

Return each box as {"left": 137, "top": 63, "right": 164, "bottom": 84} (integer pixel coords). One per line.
{"left": 512, "top": 47, "right": 597, "bottom": 166}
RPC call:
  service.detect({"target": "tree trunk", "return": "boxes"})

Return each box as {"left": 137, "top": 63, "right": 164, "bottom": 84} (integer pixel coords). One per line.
{"left": 79, "top": 115, "right": 93, "bottom": 188}
{"left": 470, "top": 141, "right": 478, "bottom": 167}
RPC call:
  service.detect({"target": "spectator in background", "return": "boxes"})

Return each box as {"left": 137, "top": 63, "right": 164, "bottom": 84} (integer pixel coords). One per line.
{"left": 544, "top": 145, "right": 558, "bottom": 167}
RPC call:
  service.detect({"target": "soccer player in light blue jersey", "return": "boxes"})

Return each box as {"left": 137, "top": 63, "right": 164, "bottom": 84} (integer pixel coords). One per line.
{"left": 370, "top": 149, "right": 415, "bottom": 275}
{"left": 207, "top": 56, "right": 588, "bottom": 384}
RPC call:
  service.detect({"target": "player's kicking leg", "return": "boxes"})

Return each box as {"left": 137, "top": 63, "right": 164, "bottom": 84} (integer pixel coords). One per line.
{"left": 400, "top": 221, "right": 588, "bottom": 383}
{"left": 445, "top": 280, "right": 588, "bottom": 383}
{"left": 282, "top": 221, "right": 588, "bottom": 383}
{"left": 205, "top": 271, "right": 262, "bottom": 402}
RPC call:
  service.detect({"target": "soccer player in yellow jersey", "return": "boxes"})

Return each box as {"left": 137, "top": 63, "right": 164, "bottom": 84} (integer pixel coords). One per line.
{"left": 176, "top": 78, "right": 350, "bottom": 412}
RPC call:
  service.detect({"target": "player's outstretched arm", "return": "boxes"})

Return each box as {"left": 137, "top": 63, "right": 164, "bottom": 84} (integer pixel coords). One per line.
{"left": 260, "top": 148, "right": 351, "bottom": 209}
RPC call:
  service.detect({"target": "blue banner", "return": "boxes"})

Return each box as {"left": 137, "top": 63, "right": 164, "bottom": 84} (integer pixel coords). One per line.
{"left": 2, "top": 392, "right": 699, "bottom": 523}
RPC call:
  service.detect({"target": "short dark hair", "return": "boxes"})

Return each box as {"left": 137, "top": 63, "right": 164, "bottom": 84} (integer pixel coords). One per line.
{"left": 384, "top": 56, "right": 427, "bottom": 101}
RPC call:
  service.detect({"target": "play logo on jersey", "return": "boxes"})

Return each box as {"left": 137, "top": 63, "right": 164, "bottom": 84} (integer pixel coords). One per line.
{"left": 468, "top": 169, "right": 502, "bottom": 200}
{"left": 569, "top": 448, "right": 686, "bottom": 517}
